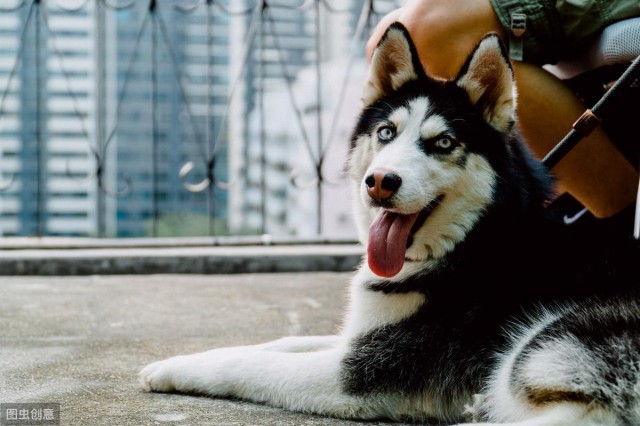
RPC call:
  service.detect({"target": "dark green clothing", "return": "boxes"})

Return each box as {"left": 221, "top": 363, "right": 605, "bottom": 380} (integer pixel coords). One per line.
{"left": 490, "top": 0, "right": 640, "bottom": 64}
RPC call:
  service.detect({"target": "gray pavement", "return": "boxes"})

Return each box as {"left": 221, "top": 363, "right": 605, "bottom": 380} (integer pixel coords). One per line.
{"left": 0, "top": 272, "right": 406, "bottom": 426}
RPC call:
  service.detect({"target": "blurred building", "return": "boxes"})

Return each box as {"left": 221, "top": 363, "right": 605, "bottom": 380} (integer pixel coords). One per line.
{"left": 0, "top": 3, "right": 99, "bottom": 236}
{"left": 107, "top": 2, "right": 230, "bottom": 237}
{"left": 0, "top": 1, "right": 230, "bottom": 237}
{"left": 0, "top": 0, "right": 398, "bottom": 238}
{"left": 233, "top": 0, "right": 398, "bottom": 238}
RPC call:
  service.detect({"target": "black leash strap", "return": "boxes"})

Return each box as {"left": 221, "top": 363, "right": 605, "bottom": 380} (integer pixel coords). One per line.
{"left": 542, "top": 54, "right": 640, "bottom": 169}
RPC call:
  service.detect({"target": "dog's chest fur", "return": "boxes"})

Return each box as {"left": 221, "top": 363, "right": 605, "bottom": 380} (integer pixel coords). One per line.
{"left": 341, "top": 287, "right": 506, "bottom": 413}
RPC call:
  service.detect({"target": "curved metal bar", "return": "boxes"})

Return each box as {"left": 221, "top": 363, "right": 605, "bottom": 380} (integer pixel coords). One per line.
{"left": 290, "top": 172, "right": 344, "bottom": 188}
{"left": 0, "top": 1, "right": 34, "bottom": 193}
{"left": 49, "top": 0, "right": 90, "bottom": 13}
{"left": 270, "top": 0, "right": 314, "bottom": 11}
{"left": 291, "top": 1, "right": 373, "bottom": 193}
{"left": 0, "top": 0, "right": 26, "bottom": 12}
{"left": 291, "top": 0, "right": 372, "bottom": 191}
{"left": 64, "top": 158, "right": 98, "bottom": 184}
{"left": 0, "top": 1, "right": 35, "bottom": 120}
{"left": 289, "top": 157, "right": 344, "bottom": 189}
{"left": 160, "top": 0, "right": 242, "bottom": 196}
{"left": 93, "top": 10, "right": 150, "bottom": 199}
{"left": 370, "top": 0, "right": 402, "bottom": 16}
{"left": 263, "top": 6, "right": 318, "bottom": 165}
{"left": 155, "top": 3, "right": 240, "bottom": 191}
{"left": 0, "top": 174, "right": 17, "bottom": 192}
{"left": 290, "top": 167, "right": 320, "bottom": 189}
{"left": 214, "top": 174, "right": 239, "bottom": 190}
{"left": 40, "top": 5, "right": 100, "bottom": 185}
{"left": 98, "top": 167, "right": 133, "bottom": 197}
{"left": 321, "top": 0, "right": 371, "bottom": 160}
{"left": 101, "top": 12, "right": 151, "bottom": 171}
{"left": 66, "top": 151, "right": 133, "bottom": 198}
{"left": 263, "top": 2, "right": 348, "bottom": 192}
{"left": 179, "top": 159, "right": 240, "bottom": 192}
{"left": 177, "top": 0, "right": 264, "bottom": 192}
{"left": 40, "top": 11, "right": 103, "bottom": 190}
{"left": 172, "top": 0, "right": 203, "bottom": 14}
{"left": 213, "top": 0, "right": 258, "bottom": 15}
{"left": 99, "top": 0, "right": 137, "bottom": 10}
{"left": 154, "top": 7, "right": 206, "bottom": 159}
{"left": 174, "top": 0, "right": 264, "bottom": 193}
{"left": 209, "top": 0, "right": 263, "bottom": 160}
{"left": 179, "top": 161, "right": 211, "bottom": 193}
{"left": 208, "top": 155, "right": 240, "bottom": 190}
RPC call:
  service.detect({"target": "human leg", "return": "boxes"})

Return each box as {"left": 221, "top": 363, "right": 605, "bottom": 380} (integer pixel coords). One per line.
{"left": 512, "top": 62, "right": 638, "bottom": 218}
{"left": 367, "top": 0, "right": 506, "bottom": 80}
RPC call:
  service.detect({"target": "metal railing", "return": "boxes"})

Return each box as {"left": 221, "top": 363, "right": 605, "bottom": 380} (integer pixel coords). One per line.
{"left": 0, "top": 0, "right": 400, "bottom": 239}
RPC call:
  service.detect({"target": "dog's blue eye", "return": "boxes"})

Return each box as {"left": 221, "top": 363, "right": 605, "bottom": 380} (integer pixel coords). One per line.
{"left": 433, "top": 136, "right": 456, "bottom": 151}
{"left": 377, "top": 126, "right": 395, "bottom": 142}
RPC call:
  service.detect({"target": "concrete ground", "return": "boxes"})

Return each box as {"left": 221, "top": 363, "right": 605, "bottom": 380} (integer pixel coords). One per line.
{"left": 0, "top": 272, "right": 406, "bottom": 426}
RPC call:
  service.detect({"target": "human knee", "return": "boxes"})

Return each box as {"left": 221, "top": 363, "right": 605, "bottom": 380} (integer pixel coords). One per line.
{"left": 400, "top": 9, "right": 462, "bottom": 78}
{"left": 367, "top": 0, "right": 505, "bottom": 80}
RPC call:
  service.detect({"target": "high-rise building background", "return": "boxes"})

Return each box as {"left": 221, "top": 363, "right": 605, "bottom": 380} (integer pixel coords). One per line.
{"left": 0, "top": 0, "right": 399, "bottom": 238}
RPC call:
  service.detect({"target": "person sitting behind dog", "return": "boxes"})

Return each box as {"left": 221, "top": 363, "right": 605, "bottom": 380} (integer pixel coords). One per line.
{"left": 367, "top": 0, "right": 639, "bottom": 235}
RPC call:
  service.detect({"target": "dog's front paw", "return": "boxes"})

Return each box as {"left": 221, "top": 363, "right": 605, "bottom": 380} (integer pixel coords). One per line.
{"left": 139, "top": 350, "right": 235, "bottom": 396}
{"left": 139, "top": 357, "right": 184, "bottom": 393}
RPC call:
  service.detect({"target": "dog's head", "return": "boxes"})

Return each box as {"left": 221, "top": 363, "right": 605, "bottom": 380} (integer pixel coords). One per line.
{"left": 347, "top": 23, "right": 517, "bottom": 279}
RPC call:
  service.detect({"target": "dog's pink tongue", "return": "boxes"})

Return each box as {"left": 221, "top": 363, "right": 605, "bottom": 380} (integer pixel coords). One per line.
{"left": 368, "top": 209, "right": 419, "bottom": 278}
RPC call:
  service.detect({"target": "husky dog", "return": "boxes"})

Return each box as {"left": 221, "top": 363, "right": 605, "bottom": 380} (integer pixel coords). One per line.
{"left": 140, "top": 24, "right": 639, "bottom": 425}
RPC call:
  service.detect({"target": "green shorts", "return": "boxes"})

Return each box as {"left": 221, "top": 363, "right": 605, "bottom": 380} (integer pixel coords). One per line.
{"left": 489, "top": 0, "right": 640, "bottom": 65}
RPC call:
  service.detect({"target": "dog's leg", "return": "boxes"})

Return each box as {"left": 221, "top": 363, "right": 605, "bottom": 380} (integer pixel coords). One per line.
{"left": 140, "top": 341, "right": 375, "bottom": 419}
{"left": 257, "top": 335, "right": 343, "bottom": 352}
{"left": 455, "top": 402, "right": 616, "bottom": 426}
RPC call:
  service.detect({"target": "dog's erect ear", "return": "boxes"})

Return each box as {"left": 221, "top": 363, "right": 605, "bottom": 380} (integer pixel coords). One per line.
{"left": 362, "top": 23, "right": 423, "bottom": 107}
{"left": 456, "top": 34, "right": 516, "bottom": 132}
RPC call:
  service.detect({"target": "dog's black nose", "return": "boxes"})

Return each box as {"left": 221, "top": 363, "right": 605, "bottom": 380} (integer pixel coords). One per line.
{"left": 365, "top": 170, "right": 402, "bottom": 202}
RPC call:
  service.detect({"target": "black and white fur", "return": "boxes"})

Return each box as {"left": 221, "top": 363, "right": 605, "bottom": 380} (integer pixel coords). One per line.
{"left": 140, "top": 24, "right": 639, "bottom": 425}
